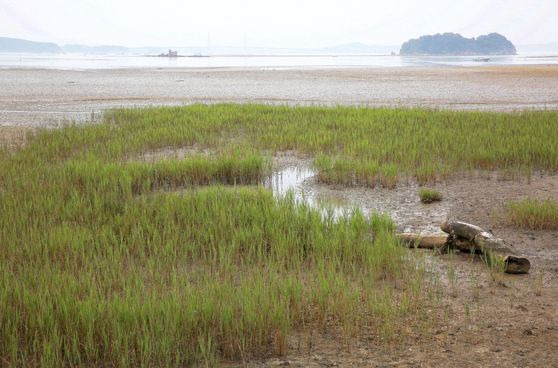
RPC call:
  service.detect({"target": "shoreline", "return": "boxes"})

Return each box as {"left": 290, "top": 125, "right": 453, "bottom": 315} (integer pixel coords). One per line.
{"left": 2, "top": 62, "right": 558, "bottom": 72}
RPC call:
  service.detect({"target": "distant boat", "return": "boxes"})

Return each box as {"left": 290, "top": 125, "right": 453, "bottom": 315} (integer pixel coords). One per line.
{"left": 474, "top": 57, "right": 490, "bottom": 62}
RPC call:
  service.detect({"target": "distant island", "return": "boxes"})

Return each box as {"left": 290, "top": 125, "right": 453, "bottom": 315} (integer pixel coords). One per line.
{"left": 400, "top": 33, "right": 517, "bottom": 56}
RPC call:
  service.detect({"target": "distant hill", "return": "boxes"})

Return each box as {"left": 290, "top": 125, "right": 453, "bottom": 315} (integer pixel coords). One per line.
{"left": 63, "top": 44, "right": 130, "bottom": 55}
{"left": 400, "top": 33, "right": 516, "bottom": 56}
{"left": 0, "top": 37, "right": 398, "bottom": 56}
{"left": 0, "top": 37, "right": 62, "bottom": 53}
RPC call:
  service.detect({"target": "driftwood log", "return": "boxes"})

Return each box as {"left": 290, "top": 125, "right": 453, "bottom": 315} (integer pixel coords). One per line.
{"left": 440, "top": 220, "right": 531, "bottom": 274}
{"left": 397, "top": 221, "right": 531, "bottom": 274}
{"left": 397, "top": 233, "right": 448, "bottom": 249}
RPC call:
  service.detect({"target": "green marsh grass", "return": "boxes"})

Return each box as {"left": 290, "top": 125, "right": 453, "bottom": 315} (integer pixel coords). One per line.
{"left": 419, "top": 188, "right": 443, "bottom": 203}
{"left": 0, "top": 109, "right": 425, "bottom": 366}
{"left": 506, "top": 198, "right": 558, "bottom": 230}
{"left": 104, "top": 104, "right": 558, "bottom": 186}
{"left": 2, "top": 104, "right": 558, "bottom": 366}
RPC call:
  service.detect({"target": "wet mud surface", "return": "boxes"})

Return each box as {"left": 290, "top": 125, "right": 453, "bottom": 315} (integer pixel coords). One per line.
{"left": 2, "top": 65, "right": 558, "bottom": 126}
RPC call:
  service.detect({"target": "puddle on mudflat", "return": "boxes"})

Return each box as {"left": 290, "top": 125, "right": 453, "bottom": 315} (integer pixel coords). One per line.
{"left": 265, "top": 163, "right": 450, "bottom": 234}
{"left": 264, "top": 166, "right": 315, "bottom": 198}
{"left": 263, "top": 165, "right": 349, "bottom": 218}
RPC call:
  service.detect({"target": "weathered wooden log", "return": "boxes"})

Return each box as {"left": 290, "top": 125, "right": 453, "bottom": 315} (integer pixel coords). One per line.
{"left": 441, "top": 220, "right": 530, "bottom": 274}
{"left": 397, "top": 233, "right": 448, "bottom": 249}
{"left": 448, "top": 235, "right": 475, "bottom": 253}
{"left": 440, "top": 221, "right": 484, "bottom": 241}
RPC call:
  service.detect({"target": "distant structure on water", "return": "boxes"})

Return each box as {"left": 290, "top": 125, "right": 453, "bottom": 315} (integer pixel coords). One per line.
{"left": 159, "top": 49, "right": 178, "bottom": 57}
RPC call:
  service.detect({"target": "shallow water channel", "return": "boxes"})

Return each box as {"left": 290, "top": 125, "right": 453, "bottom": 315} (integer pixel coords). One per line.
{"left": 264, "top": 163, "right": 450, "bottom": 234}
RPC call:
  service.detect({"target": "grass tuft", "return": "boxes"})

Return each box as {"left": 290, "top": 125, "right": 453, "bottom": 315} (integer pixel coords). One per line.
{"left": 419, "top": 188, "right": 442, "bottom": 204}
{"left": 506, "top": 198, "right": 558, "bottom": 230}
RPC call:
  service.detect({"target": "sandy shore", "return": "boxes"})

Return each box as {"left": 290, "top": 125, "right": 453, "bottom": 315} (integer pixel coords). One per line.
{"left": 1, "top": 65, "right": 558, "bottom": 126}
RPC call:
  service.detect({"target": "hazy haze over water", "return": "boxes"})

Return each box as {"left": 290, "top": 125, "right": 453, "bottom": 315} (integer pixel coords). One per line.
{"left": 1, "top": 53, "right": 558, "bottom": 70}
{"left": 1, "top": 0, "right": 558, "bottom": 49}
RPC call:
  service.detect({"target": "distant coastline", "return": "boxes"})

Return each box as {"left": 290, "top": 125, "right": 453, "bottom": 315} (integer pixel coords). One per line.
{"left": 2, "top": 35, "right": 558, "bottom": 59}
{"left": 0, "top": 36, "right": 398, "bottom": 56}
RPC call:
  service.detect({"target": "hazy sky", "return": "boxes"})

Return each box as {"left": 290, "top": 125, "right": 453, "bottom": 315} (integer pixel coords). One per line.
{"left": 1, "top": 0, "right": 557, "bottom": 47}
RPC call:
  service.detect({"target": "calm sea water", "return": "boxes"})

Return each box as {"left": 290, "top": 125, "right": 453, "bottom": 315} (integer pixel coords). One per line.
{"left": 1, "top": 53, "right": 557, "bottom": 70}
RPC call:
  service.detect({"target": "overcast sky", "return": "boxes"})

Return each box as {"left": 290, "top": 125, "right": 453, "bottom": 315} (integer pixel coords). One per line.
{"left": 1, "top": 0, "right": 557, "bottom": 47}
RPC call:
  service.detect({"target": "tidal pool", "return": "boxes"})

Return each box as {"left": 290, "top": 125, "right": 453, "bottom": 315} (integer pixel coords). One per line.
{"left": 265, "top": 163, "right": 450, "bottom": 234}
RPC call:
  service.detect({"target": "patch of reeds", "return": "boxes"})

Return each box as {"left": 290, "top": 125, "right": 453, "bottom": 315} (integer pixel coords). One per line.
{"left": 100, "top": 104, "right": 558, "bottom": 186}
{"left": 506, "top": 198, "right": 558, "bottom": 230}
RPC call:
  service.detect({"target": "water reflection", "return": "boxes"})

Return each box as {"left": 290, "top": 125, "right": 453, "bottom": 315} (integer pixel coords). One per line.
{"left": 264, "top": 164, "right": 449, "bottom": 234}
{"left": 263, "top": 165, "right": 349, "bottom": 219}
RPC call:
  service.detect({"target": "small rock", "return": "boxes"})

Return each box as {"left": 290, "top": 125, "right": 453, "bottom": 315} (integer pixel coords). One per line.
{"left": 522, "top": 329, "right": 534, "bottom": 336}
{"left": 268, "top": 359, "right": 291, "bottom": 366}
{"left": 475, "top": 347, "right": 490, "bottom": 354}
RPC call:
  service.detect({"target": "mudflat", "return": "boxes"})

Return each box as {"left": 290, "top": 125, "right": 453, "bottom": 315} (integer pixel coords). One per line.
{"left": 2, "top": 65, "right": 558, "bottom": 126}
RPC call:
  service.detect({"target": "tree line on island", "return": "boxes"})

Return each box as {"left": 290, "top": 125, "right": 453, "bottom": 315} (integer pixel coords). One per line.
{"left": 400, "top": 32, "right": 517, "bottom": 56}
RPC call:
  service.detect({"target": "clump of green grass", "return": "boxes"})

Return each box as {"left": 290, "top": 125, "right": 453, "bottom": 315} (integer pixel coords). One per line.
{"left": 314, "top": 155, "right": 398, "bottom": 188}
{"left": 419, "top": 188, "right": 442, "bottom": 203}
{"left": 506, "top": 198, "right": 558, "bottom": 230}
{"left": 64, "top": 153, "right": 269, "bottom": 196}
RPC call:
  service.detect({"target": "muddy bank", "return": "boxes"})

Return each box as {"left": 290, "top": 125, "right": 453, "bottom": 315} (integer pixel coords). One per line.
{"left": 2, "top": 65, "right": 558, "bottom": 126}
{"left": 259, "top": 158, "right": 558, "bottom": 367}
